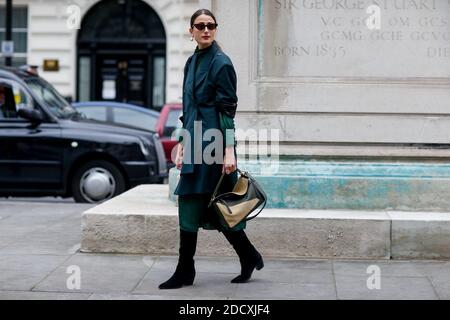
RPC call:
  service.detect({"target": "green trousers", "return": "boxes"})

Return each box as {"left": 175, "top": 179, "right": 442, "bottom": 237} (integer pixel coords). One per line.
{"left": 178, "top": 193, "right": 246, "bottom": 232}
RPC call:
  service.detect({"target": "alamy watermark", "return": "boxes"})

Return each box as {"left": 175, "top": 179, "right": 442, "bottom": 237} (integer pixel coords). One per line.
{"left": 172, "top": 121, "right": 280, "bottom": 172}
{"left": 66, "top": 265, "right": 81, "bottom": 290}
{"left": 366, "top": 265, "right": 381, "bottom": 290}
{"left": 60, "top": 0, "right": 86, "bottom": 30}
{"left": 366, "top": 5, "right": 381, "bottom": 30}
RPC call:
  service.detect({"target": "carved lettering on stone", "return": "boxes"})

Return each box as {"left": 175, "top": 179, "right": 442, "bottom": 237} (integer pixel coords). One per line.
{"left": 259, "top": 0, "right": 450, "bottom": 78}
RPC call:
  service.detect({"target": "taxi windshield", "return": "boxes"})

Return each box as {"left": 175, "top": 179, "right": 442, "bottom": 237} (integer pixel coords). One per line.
{"left": 25, "top": 77, "right": 78, "bottom": 119}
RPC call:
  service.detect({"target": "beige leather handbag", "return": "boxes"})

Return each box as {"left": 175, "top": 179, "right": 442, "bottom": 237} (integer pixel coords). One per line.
{"left": 208, "top": 169, "right": 267, "bottom": 228}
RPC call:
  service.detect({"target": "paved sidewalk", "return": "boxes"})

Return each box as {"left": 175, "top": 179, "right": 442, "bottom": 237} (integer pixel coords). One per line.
{"left": 0, "top": 199, "right": 449, "bottom": 300}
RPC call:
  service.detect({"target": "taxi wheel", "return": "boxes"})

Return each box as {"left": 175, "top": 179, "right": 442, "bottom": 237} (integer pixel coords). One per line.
{"left": 72, "top": 160, "right": 126, "bottom": 203}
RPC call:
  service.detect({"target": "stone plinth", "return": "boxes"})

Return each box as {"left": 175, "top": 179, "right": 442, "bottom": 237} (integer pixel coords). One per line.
{"left": 81, "top": 184, "right": 450, "bottom": 260}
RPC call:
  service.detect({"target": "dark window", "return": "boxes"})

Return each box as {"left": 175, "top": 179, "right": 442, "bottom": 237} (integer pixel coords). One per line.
{"left": 0, "top": 81, "right": 33, "bottom": 119}
{"left": 0, "top": 6, "right": 28, "bottom": 67}
{"left": 25, "top": 77, "right": 75, "bottom": 119}
{"left": 77, "top": 0, "right": 166, "bottom": 107}
{"left": 153, "top": 56, "right": 165, "bottom": 109}
{"left": 112, "top": 107, "right": 157, "bottom": 131}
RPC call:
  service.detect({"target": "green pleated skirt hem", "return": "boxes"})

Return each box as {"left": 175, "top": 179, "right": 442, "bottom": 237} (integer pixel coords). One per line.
{"left": 178, "top": 193, "right": 246, "bottom": 233}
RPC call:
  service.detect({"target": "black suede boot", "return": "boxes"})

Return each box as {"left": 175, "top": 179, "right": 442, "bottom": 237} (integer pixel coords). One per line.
{"left": 159, "top": 230, "right": 198, "bottom": 289}
{"left": 222, "top": 230, "right": 264, "bottom": 283}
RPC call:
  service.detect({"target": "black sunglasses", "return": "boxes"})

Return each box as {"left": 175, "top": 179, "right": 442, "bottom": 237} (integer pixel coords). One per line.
{"left": 192, "top": 23, "right": 218, "bottom": 31}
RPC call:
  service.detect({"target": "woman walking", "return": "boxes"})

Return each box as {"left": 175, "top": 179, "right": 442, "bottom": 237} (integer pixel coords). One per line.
{"left": 159, "top": 9, "right": 264, "bottom": 290}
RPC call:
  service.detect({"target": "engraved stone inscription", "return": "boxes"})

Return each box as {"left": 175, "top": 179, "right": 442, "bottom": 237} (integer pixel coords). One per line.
{"left": 259, "top": 0, "right": 450, "bottom": 78}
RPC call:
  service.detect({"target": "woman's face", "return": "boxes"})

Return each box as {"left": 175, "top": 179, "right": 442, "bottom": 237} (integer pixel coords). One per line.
{"left": 190, "top": 14, "right": 217, "bottom": 49}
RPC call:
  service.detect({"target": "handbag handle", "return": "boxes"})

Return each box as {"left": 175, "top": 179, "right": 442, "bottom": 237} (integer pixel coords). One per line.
{"left": 211, "top": 171, "right": 226, "bottom": 200}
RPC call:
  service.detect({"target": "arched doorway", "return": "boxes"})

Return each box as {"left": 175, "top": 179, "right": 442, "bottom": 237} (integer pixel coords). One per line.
{"left": 76, "top": 0, "right": 166, "bottom": 109}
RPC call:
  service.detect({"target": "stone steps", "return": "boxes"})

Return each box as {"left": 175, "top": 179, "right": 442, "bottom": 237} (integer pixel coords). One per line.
{"left": 81, "top": 185, "right": 450, "bottom": 260}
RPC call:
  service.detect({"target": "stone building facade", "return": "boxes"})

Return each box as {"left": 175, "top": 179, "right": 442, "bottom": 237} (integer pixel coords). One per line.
{"left": 3, "top": 0, "right": 205, "bottom": 109}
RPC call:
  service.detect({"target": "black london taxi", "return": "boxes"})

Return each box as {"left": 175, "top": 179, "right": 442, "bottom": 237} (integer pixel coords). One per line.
{"left": 0, "top": 66, "right": 167, "bottom": 203}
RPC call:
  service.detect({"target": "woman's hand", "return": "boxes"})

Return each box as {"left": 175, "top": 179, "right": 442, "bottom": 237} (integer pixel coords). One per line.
{"left": 175, "top": 143, "right": 184, "bottom": 170}
{"left": 222, "top": 146, "right": 236, "bottom": 174}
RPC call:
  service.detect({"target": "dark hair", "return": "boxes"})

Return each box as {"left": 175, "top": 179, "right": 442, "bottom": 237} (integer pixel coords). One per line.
{"left": 190, "top": 9, "right": 222, "bottom": 50}
{"left": 190, "top": 9, "right": 217, "bottom": 28}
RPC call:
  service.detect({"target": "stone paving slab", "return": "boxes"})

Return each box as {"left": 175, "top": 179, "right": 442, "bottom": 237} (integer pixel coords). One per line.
{"left": 88, "top": 293, "right": 221, "bottom": 300}
{"left": 417, "top": 262, "right": 450, "bottom": 300}
{"left": 256, "top": 268, "right": 335, "bottom": 285}
{"left": 0, "top": 254, "right": 71, "bottom": 291}
{"left": 134, "top": 270, "right": 239, "bottom": 299}
{"left": 154, "top": 256, "right": 241, "bottom": 274}
{"left": 0, "top": 290, "right": 92, "bottom": 300}
{"left": 33, "top": 253, "right": 151, "bottom": 294}
{"left": 431, "top": 283, "right": 450, "bottom": 300}
{"left": 0, "top": 202, "right": 91, "bottom": 256}
{"left": 233, "top": 282, "right": 337, "bottom": 300}
{"left": 333, "top": 260, "right": 429, "bottom": 277}
{"left": 334, "top": 275, "right": 438, "bottom": 300}
{"left": 257, "top": 258, "right": 333, "bottom": 271}
{"left": 0, "top": 230, "right": 81, "bottom": 256}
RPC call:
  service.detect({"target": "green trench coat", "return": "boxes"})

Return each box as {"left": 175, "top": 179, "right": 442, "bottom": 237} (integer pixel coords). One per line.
{"left": 174, "top": 41, "right": 245, "bottom": 232}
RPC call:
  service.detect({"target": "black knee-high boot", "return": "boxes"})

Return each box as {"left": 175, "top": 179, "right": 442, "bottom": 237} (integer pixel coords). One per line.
{"left": 222, "top": 230, "right": 264, "bottom": 283}
{"left": 159, "top": 229, "right": 198, "bottom": 289}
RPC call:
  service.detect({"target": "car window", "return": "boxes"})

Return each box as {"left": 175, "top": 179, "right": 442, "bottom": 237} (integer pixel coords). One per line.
{"left": 112, "top": 107, "right": 157, "bottom": 131}
{"left": 25, "top": 77, "right": 75, "bottom": 119}
{"left": 77, "top": 106, "right": 107, "bottom": 121}
{"left": 0, "top": 80, "right": 34, "bottom": 120}
{"left": 163, "top": 108, "right": 183, "bottom": 137}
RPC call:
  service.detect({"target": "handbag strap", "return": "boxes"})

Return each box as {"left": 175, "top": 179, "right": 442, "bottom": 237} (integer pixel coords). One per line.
{"left": 209, "top": 168, "right": 244, "bottom": 208}
{"left": 210, "top": 172, "right": 226, "bottom": 203}
{"left": 244, "top": 197, "right": 267, "bottom": 222}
